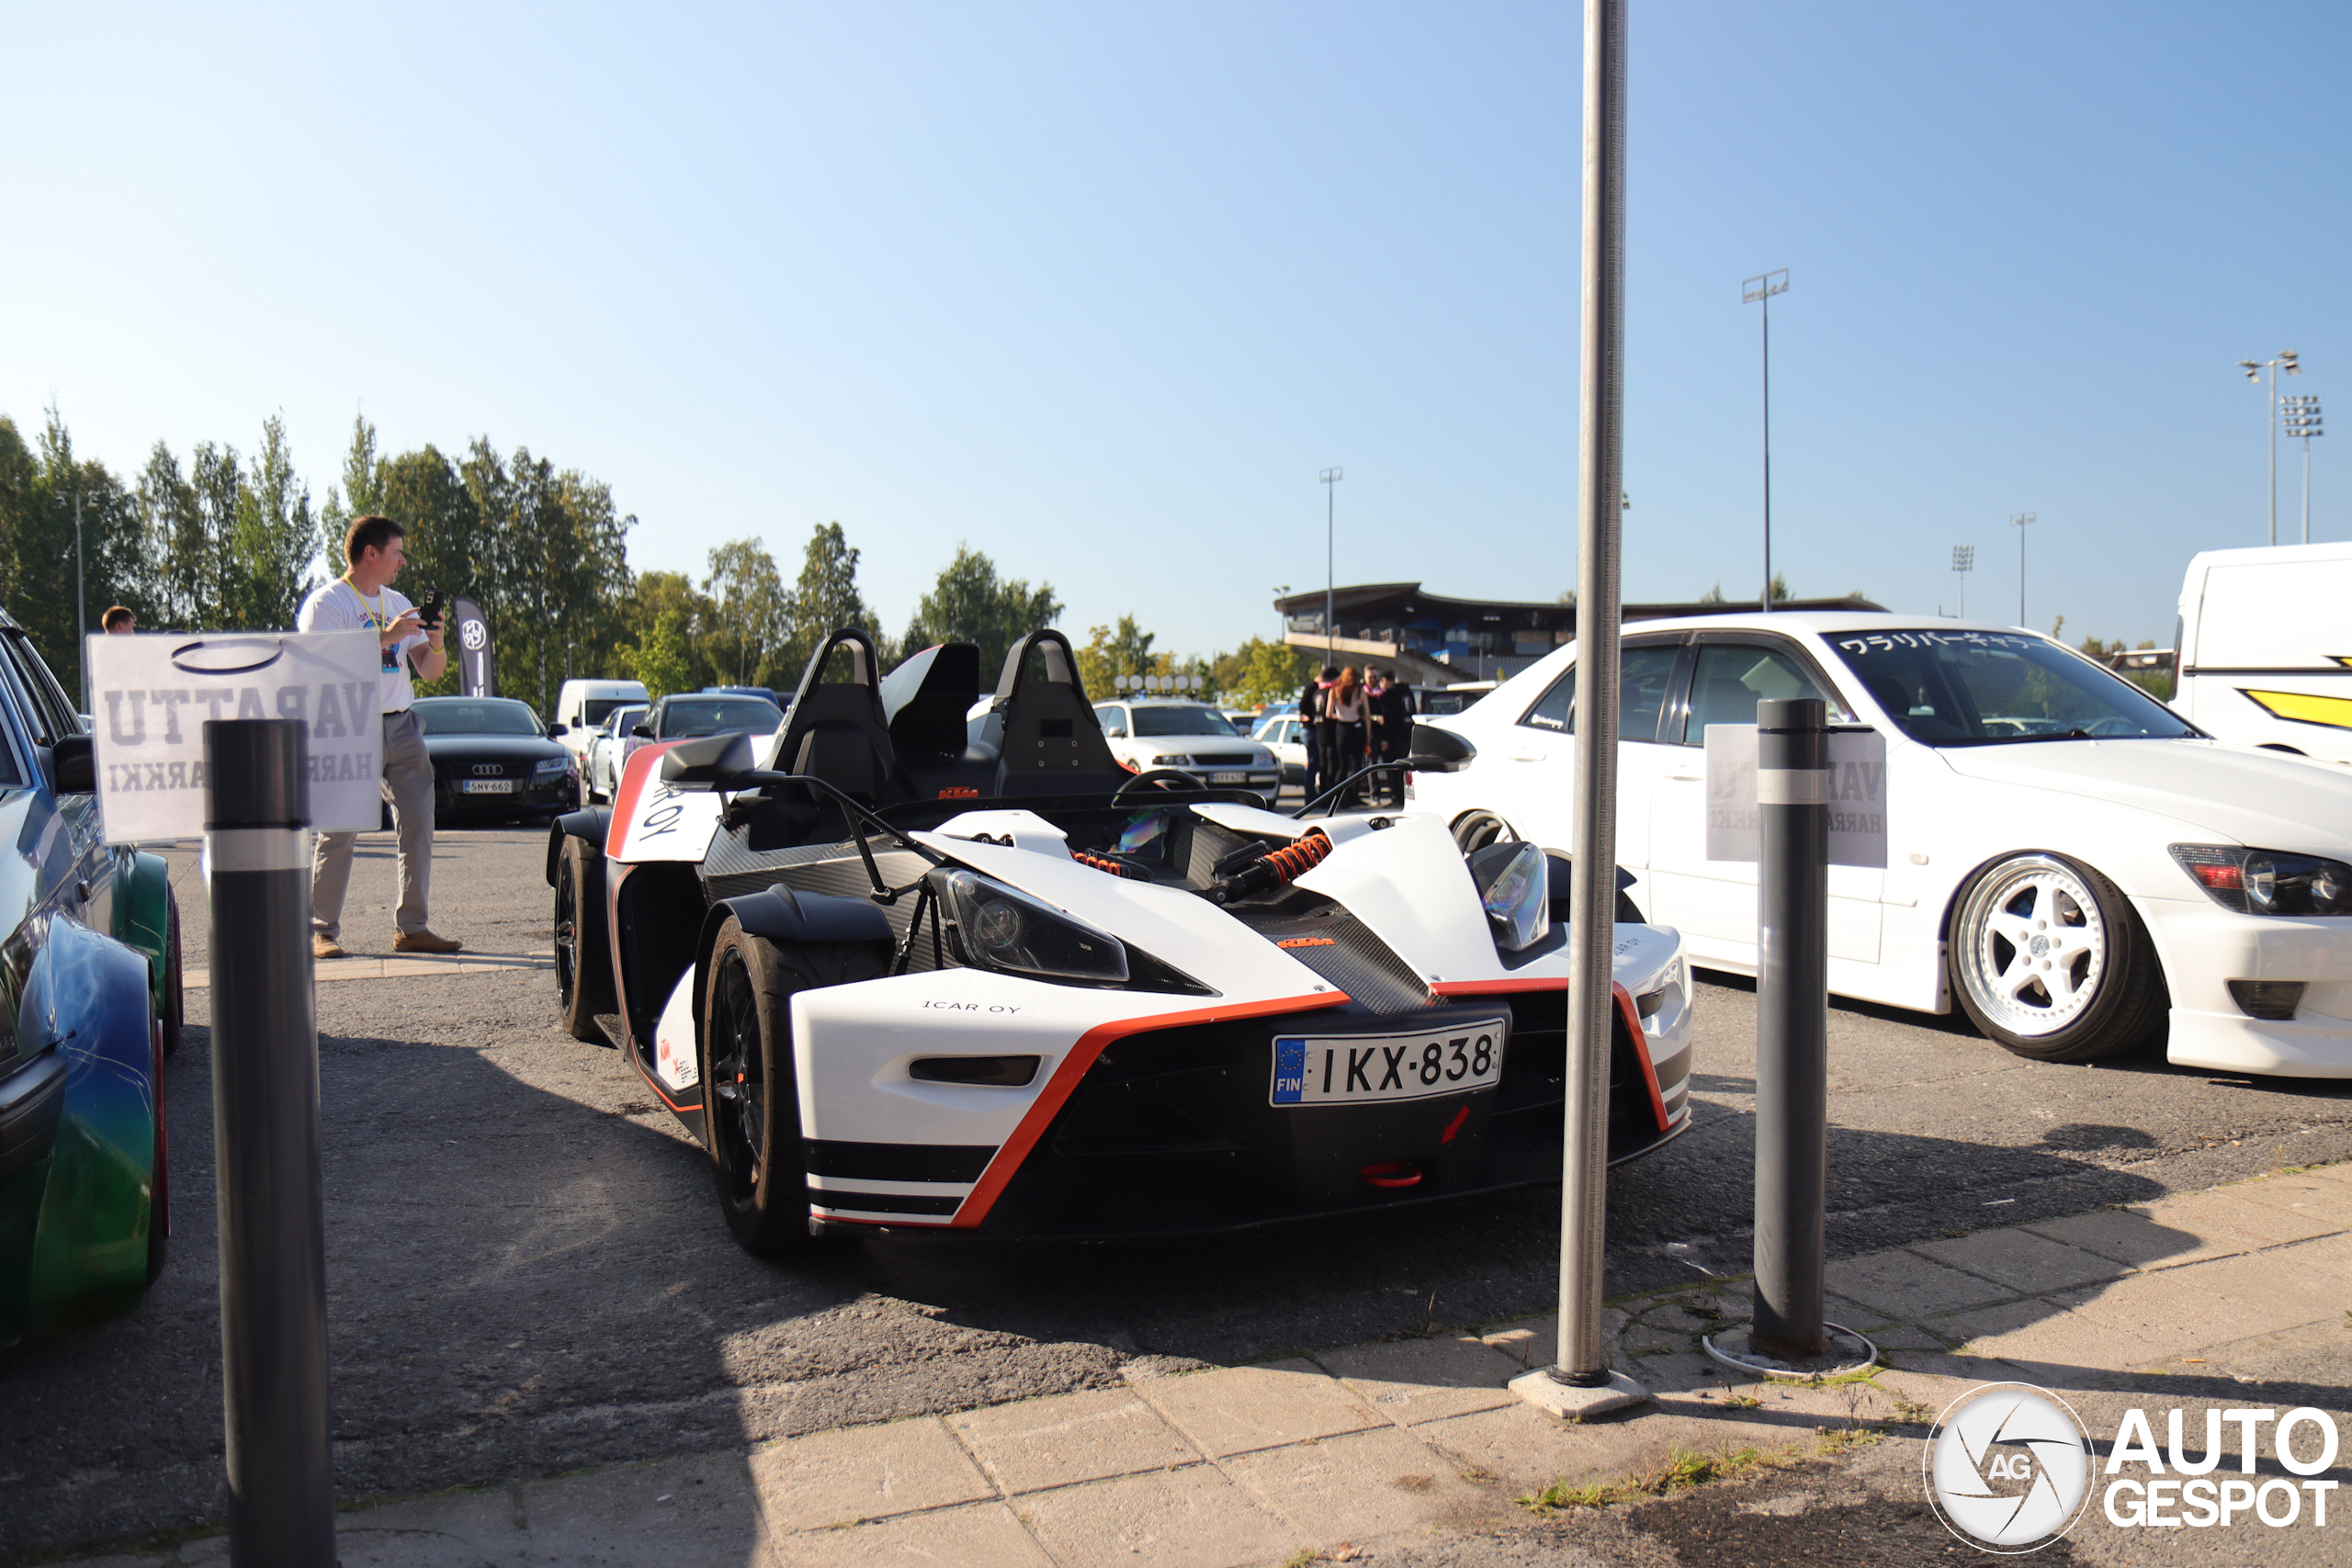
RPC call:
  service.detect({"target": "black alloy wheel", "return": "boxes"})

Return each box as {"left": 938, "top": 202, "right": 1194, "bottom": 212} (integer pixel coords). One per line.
{"left": 554, "top": 836, "right": 614, "bottom": 1043}
{"left": 702, "top": 919, "right": 889, "bottom": 1256}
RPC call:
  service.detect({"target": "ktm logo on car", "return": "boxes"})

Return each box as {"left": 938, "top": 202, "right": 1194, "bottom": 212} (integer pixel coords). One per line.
{"left": 1276, "top": 936, "right": 1336, "bottom": 949}
{"left": 936, "top": 786, "right": 979, "bottom": 798}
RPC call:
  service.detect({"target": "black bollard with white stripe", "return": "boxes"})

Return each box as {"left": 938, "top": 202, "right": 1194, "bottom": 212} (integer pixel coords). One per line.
{"left": 207, "top": 718, "right": 335, "bottom": 1568}
{"left": 1752, "top": 696, "right": 1829, "bottom": 1359}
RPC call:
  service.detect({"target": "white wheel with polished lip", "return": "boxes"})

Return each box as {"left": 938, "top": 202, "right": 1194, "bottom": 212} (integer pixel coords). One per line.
{"left": 1950, "top": 852, "right": 2165, "bottom": 1063}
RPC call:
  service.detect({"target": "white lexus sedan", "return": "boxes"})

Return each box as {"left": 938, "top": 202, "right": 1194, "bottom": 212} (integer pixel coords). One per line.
{"left": 1408, "top": 612, "right": 2352, "bottom": 1078}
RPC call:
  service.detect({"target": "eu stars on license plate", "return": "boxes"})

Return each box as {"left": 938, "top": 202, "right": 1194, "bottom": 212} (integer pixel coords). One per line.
{"left": 1270, "top": 1019, "right": 1508, "bottom": 1106}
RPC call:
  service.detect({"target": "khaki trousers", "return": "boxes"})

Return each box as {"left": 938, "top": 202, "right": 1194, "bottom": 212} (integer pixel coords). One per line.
{"left": 311, "top": 709, "right": 435, "bottom": 940}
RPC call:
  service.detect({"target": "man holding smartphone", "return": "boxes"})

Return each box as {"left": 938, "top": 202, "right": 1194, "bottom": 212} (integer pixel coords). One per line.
{"left": 297, "top": 514, "right": 462, "bottom": 958}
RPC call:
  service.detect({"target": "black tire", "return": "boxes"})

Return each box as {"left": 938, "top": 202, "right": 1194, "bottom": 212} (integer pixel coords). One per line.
{"left": 703, "top": 919, "right": 888, "bottom": 1256}
{"left": 1948, "top": 852, "right": 2168, "bottom": 1063}
{"left": 554, "top": 835, "right": 614, "bottom": 1043}
{"left": 1451, "top": 809, "right": 1518, "bottom": 852}
{"left": 161, "top": 889, "right": 184, "bottom": 1059}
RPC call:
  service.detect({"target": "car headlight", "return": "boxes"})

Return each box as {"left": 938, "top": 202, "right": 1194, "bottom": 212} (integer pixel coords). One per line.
{"left": 534, "top": 757, "right": 569, "bottom": 775}
{"left": 1470, "top": 840, "right": 1551, "bottom": 952}
{"left": 2170, "top": 844, "right": 2352, "bottom": 916}
{"left": 943, "top": 870, "right": 1130, "bottom": 983}
{"left": 1150, "top": 754, "right": 1190, "bottom": 766}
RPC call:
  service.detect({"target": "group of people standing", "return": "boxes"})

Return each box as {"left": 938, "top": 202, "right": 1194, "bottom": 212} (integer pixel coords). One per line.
{"left": 1298, "top": 664, "right": 1416, "bottom": 807}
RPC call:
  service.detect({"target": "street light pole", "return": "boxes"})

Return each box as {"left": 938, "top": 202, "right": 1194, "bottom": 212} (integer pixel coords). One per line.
{"left": 73, "top": 488, "right": 87, "bottom": 709}
{"left": 1319, "top": 468, "right": 1342, "bottom": 664}
{"left": 2238, "top": 351, "right": 2301, "bottom": 546}
{"left": 2284, "top": 395, "right": 2324, "bottom": 545}
{"left": 1743, "top": 269, "right": 1789, "bottom": 611}
{"left": 1952, "top": 545, "right": 1974, "bottom": 620}
{"left": 2010, "top": 512, "right": 2034, "bottom": 628}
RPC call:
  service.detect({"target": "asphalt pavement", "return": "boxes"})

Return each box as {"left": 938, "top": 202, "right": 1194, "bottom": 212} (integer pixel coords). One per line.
{"left": 6, "top": 823, "right": 2352, "bottom": 1558}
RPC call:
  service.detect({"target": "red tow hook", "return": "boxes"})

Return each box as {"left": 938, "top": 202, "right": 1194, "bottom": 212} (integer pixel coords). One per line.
{"left": 1360, "top": 1160, "right": 1422, "bottom": 1189}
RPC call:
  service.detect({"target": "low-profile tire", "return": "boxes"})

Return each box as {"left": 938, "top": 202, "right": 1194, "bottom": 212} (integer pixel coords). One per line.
{"left": 161, "top": 889, "right": 184, "bottom": 1059}
{"left": 1948, "top": 851, "right": 2168, "bottom": 1063}
{"left": 554, "top": 835, "right": 614, "bottom": 1043}
{"left": 702, "top": 919, "right": 888, "bottom": 1256}
{"left": 1451, "top": 809, "right": 1518, "bottom": 853}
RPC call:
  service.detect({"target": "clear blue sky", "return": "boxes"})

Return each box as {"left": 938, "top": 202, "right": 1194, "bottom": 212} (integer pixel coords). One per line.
{"left": 6, "top": 2, "right": 2345, "bottom": 658}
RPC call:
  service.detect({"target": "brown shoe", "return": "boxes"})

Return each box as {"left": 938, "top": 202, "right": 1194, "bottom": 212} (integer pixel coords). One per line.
{"left": 312, "top": 934, "right": 348, "bottom": 960}
{"left": 393, "top": 929, "right": 463, "bottom": 954}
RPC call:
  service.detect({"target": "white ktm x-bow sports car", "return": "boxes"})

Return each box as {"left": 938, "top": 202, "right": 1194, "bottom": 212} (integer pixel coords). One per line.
{"left": 548, "top": 630, "right": 1693, "bottom": 1253}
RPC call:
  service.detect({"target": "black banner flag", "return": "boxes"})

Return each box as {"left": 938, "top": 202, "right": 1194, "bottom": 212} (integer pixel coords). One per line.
{"left": 451, "top": 597, "right": 494, "bottom": 697}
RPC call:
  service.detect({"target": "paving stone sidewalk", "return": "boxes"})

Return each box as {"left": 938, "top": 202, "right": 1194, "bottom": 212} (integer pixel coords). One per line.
{"left": 55, "top": 1162, "right": 2352, "bottom": 1568}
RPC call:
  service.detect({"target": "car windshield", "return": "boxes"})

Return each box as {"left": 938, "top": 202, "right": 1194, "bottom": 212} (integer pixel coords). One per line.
{"left": 580, "top": 696, "right": 637, "bottom": 728}
{"left": 606, "top": 706, "right": 646, "bottom": 735}
{"left": 656, "top": 698, "right": 783, "bottom": 738}
{"left": 1131, "top": 705, "right": 1238, "bottom": 738}
{"left": 413, "top": 699, "right": 544, "bottom": 736}
{"left": 1826, "top": 629, "right": 2197, "bottom": 746}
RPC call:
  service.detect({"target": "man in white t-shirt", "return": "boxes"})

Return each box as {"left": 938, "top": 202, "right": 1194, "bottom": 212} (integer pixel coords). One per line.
{"left": 296, "top": 515, "right": 461, "bottom": 958}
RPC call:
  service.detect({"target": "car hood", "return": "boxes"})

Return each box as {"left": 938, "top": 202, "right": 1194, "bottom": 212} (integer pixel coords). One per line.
{"left": 421, "top": 734, "right": 568, "bottom": 763}
{"left": 1934, "top": 739, "right": 2352, "bottom": 855}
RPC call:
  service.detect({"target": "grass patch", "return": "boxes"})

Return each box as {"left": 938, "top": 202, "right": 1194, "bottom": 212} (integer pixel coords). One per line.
{"left": 1518, "top": 1441, "right": 1771, "bottom": 1516}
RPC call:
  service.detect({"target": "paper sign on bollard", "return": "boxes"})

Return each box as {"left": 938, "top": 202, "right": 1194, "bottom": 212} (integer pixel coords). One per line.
{"left": 1702, "top": 724, "right": 1888, "bottom": 868}
{"left": 87, "top": 631, "right": 386, "bottom": 841}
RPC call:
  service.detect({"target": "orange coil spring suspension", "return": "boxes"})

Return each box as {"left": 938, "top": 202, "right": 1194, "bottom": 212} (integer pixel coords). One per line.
{"left": 1072, "top": 849, "right": 1148, "bottom": 880}
{"left": 1262, "top": 829, "right": 1332, "bottom": 882}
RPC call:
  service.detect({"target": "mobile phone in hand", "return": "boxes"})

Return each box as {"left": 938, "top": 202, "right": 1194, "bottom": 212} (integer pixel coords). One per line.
{"left": 417, "top": 592, "right": 446, "bottom": 630}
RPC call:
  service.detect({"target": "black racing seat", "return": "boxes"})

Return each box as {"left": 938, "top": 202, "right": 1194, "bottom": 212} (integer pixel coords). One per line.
{"left": 761, "top": 628, "right": 896, "bottom": 805}
{"left": 983, "top": 630, "right": 1128, "bottom": 798}
{"left": 879, "top": 642, "right": 998, "bottom": 802}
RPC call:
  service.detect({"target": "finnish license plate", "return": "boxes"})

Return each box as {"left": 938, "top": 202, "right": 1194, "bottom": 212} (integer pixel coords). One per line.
{"left": 1211, "top": 772, "right": 1248, "bottom": 784}
{"left": 460, "top": 779, "right": 515, "bottom": 794}
{"left": 1271, "top": 1019, "right": 1508, "bottom": 1106}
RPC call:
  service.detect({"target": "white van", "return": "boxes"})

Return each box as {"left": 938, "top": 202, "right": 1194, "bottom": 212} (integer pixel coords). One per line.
{"left": 551, "top": 679, "right": 650, "bottom": 775}
{"left": 2174, "top": 542, "right": 2352, "bottom": 766}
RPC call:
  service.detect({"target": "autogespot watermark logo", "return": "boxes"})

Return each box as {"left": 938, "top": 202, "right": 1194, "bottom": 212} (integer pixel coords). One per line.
{"left": 1926, "top": 1382, "right": 2345, "bottom": 1552}
{"left": 1925, "top": 1383, "right": 2095, "bottom": 1552}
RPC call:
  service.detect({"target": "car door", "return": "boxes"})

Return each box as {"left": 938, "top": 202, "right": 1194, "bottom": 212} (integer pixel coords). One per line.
{"left": 1642, "top": 633, "right": 1883, "bottom": 966}
{"left": 1476, "top": 639, "right": 1682, "bottom": 888}
{"left": 0, "top": 631, "right": 107, "bottom": 926}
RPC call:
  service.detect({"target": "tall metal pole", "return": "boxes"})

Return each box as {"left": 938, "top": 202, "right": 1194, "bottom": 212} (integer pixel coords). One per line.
{"left": 1319, "top": 468, "right": 1342, "bottom": 663}
{"left": 2269, "top": 360, "right": 2278, "bottom": 548}
{"left": 207, "top": 718, "right": 334, "bottom": 1567}
{"left": 74, "top": 489, "right": 87, "bottom": 709}
{"left": 1554, "top": 0, "right": 1627, "bottom": 1393}
{"left": 2011, "top": 512, "right": 2034, "bottom": 628}
{"left": 1743, "top": 270, "right": 1788, "bottom": 610}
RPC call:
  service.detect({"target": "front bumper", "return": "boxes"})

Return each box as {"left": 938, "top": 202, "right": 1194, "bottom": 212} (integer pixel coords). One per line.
{"left": 2139, "top": 899, "right": 2352, "bottom": 1077}
{"left": 436, "top": 773, "right": 573, "bottom": 818}
{"left": 798, "top": 982, "right": 1691, "bottom": 1239}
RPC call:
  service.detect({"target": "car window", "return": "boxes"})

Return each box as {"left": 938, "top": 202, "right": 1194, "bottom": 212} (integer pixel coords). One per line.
{"left": 1093, "top": 705, "right": 1127, "bottom": 736}
{"left": 1, "top": 632, "right": 84, "bottom": 746}
{"left": 581, "top": 697, "right": 633, "bottom": 728}
{"left": 1679, "top": 642, "right": 1848, "bottom": 744}
{"left": 1131, "top": 705, "right": 1238, "bottom": 738}
{"left": 414, "top": 700, "right": 545, "bottom": 736}
{"left": 657, "top": 698, "right": 783, "bottom": 738}
{"left": 606, "top": 706, "right": 645, "bottom": 736}
{"left": 1519, "top": 645, "right": 1680, "bottom": 739}
{"left": 1825, "top": 628, "right": 2196, "bottom": 746}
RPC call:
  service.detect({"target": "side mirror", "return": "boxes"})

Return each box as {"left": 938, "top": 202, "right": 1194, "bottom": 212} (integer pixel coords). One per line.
{"left": 1103, "top": 724, "right": 1126, "bottom": 738}
{"left": 1405, "top": 723, "right": 1476, "bottom": 773}
{"left": 659, "top": 729, "right": 754, "bottom": 785}
{"left": 630, "top": 722, "right": 654, "bottom": 739}
{"left": 52, "top": 735, "right": 95, "bottom": 794}
{"left": 548, "top": 721, "right": 568, "bottom": 738}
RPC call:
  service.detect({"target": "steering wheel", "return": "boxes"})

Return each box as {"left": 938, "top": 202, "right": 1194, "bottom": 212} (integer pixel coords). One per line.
{"left": 1114, "top": 769, "right": 1201, "bottom": 799}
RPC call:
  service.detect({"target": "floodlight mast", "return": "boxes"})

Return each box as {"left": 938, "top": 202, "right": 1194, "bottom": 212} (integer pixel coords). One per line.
{"left": 1951, "top": 544, "right": 1974, "bottom": 620}
{"left": 2283, "top": 395, "right": 2324, "bottom": 545}
{"left": 2238, "top": 352, "right": 2301, "bottom": 546}
{"left": 1743, "top": 269, "right": 1790, "bottom": 611}
{"left": 1319, "top": 468, "right": 1343, "bottom": 664}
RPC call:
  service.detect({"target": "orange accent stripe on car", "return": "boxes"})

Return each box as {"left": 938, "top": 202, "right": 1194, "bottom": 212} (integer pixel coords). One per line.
{"left": 603, "top": 739, "right": 684, "bottom": 860}
{"left": 1429, "top": 977, "right": 1566, "bottom": 997}
{"left": 949, "top": 991, "right": 1351, "bottom": 1229}
{"left": 1429, "top": 977, "right": 1668, "bottom": 1134}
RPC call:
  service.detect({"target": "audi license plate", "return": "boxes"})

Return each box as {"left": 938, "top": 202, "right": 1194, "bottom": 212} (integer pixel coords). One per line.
{"left": 460, "top": 779, "right": 515, "bottom": 794}
{"left": 1211, "top": 772, "right": 1248, "bottom": 784}
{"left": 1271, "top": 1019, "right": 1507, "bottom": 1106}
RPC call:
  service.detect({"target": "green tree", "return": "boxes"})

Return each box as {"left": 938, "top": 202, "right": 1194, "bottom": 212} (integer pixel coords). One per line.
{"left": 620, "top": 570, "right": 720, "bottom": 692}
{"left": 135, "top": 442, "right": 211, "bottom": 629}
{"left": 320, "top": 414, "right": 385, "bottom": 550}
{"left": 900, "top": 546, "right": 1064, "bottom": 684}
{"left": 617, "top": 608, "right": 694, "bottom": 700}
{"left": 780, "top": 522, "right": 880, "bottom": 683}
{"left": 1221, "top": 637, "right": 1315, "bottom": 710}
{"left": 1075, "top": 614, "right": 1169, "bottom": 698}
{"left": 705, "top": 538, "right": 789, "bottom": 687}
{"left": 14, "top": 409, "right": 141, "bottom": 702}
{"left": 224, "top": 414, "right": 321, "bottom": 630}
